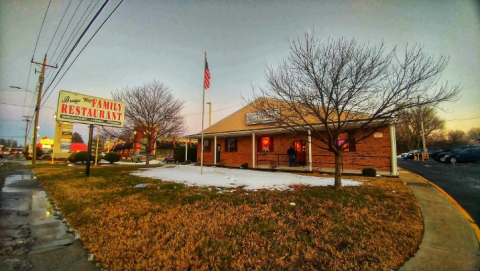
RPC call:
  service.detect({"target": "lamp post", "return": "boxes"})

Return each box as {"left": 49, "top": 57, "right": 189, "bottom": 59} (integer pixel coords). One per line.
{"left": 206, "top": 102, "right": 212, "bottom": 127}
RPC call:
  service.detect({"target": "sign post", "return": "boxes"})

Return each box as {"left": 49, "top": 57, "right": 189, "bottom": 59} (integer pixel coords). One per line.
{"left": 56, "top": 90, "right": 125, "bottom": 177}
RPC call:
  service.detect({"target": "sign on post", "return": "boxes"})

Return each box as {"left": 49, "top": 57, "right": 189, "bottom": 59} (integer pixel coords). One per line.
{"left": 56, "top": 90, "right": 125, "bottom": 127}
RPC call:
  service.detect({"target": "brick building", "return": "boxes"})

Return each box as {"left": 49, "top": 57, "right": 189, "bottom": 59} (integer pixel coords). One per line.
{"left": 190, "top": 99, "right": 398, "bottom": 175}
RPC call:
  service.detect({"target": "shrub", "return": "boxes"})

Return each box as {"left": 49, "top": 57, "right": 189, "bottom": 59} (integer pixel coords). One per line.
{"left": 67, "top": 152, "right": 77, "bottom": 163}
{"left": 74, "top": 151, "right": 93, "bottom": 163}
{"left": 362, "top": 168, "right": 377, "bottom": 177}
{"left": 104, "top": 152, "right": 120, "bottom": 164}
{"left": 36, "top": 147, "right": 43, "bottom": 158}
{"left": 240, "top": 162, "right": 249, "bottom": 169}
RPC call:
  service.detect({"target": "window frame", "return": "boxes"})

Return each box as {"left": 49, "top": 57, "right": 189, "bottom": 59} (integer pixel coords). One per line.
{"left": 203, "top": 139, "right": 211, "bottom": 152}
{"left": 225, "top": 138, "right": 237, "bottom": 152}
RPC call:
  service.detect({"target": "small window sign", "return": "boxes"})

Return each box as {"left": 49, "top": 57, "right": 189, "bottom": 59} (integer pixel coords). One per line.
{"left": 374, "top": 132, "right": 383, "bottom": 138}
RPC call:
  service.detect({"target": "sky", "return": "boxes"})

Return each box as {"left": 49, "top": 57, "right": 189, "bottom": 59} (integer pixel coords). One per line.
{"left": 1, "top": 0, "right": 479, "bottom": 145}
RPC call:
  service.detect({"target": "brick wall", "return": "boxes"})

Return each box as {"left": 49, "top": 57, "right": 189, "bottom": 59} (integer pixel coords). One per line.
{"left": 197, "top": 126, "right": 392, "bottom": 171}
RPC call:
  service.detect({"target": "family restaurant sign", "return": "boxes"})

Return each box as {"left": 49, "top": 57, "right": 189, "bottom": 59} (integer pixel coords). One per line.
{"left": 56, "top": 90, "right": 125, "bottom": 127}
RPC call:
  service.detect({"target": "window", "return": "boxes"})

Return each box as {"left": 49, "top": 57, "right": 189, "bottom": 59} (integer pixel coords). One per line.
{"left": 338, "top": 132, "right": 356, "bottom": 152}
{"left": 257, "top": 136, "right": 274, "bottom": 152}
{"left": 203, "top": 139, "right": 211, "bottom": 152}
{"left": 226, "top": 138, "right": 237, "bottom": 152}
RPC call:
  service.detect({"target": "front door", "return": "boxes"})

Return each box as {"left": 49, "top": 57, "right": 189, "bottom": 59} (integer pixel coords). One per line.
{"left": 294, "top": 141, "right": 306, "bottom": 165}
{"left": 216, "top": 144, "right": 221, "bottom": 163}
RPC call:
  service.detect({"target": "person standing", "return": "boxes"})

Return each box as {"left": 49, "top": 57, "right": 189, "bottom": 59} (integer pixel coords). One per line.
{"left": 287, "top": 146, "right": 296, "bottom": 167}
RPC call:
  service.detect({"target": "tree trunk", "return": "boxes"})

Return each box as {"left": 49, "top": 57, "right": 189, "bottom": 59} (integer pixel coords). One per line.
{"left": 334, "top": 152, "right": 342, "bottom": 189}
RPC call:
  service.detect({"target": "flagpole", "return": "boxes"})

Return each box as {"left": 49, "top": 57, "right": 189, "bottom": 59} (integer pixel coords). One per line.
{"left": 200, "top": 52, "right": 206, "bottom": 174}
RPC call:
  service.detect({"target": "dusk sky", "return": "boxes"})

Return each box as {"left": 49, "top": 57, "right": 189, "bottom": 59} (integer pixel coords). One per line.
{"left": 1, "top": 0, "right": 479, "bottom": 144}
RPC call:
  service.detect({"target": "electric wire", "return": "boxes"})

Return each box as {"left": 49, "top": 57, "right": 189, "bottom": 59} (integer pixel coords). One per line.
{"left": 22, "top": 0, "right": 52, "bottom": 117}
{"left": 45, "top": 0, "right": 100, "bottom": 87}
{"left": 42, "top": 0, "right": 111, "bottom": 101}
{"left": 46, "top": 0, "right": 74, "bottom": 55}
{"left": 42, "top": 0, "right": 124, "bottom": 107}
{"left": 48, "top": 0, "right": 84, "bottom": 60}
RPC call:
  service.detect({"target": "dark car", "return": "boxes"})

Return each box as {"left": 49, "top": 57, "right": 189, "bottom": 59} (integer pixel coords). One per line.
{"left": 404, "top": 149, "right": 420, "bottom": 159}
{"left": 425, "top": 147, "right": 443, "bottom": 160}
{"left": 164, "top": 153, "right": 175, "bottom": 163}
{"left": 435, "top": 146, "right": 470, "bottom": 162}
{"left": 417, "top": 147, "right": 442, "bottom": 159}
{"left": 444, "top": 148, "right": 480, "bottom": 163}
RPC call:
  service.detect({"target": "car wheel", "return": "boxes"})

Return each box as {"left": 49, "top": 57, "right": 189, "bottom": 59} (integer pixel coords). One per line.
{"left": 450, "top": 157, "right": 457, "bottom": 163}
{"left": 439, "top": 156, "right": 445, "bottom": 162}
{"left": 131, "top": 158, "right": 134, "bottom": 162}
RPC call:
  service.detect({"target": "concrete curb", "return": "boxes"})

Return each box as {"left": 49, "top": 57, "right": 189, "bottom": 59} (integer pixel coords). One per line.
{"left": 403, "top": 169, "right": 480, "bottom": 246}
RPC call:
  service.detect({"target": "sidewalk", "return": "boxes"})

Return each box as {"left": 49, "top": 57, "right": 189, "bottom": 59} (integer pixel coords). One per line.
{"left": 0, "top": 162, "right": 97, "bottom": 271}
{"left": 398, "top": 170, "right": 480, "bottom": 271}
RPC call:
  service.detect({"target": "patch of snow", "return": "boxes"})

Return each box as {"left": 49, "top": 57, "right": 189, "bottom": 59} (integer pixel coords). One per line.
{"left": 131, "top": 165, "right": 361, "bottom": 191}
{"left": 117, "top": 160, "right": 162, "bottom": 165}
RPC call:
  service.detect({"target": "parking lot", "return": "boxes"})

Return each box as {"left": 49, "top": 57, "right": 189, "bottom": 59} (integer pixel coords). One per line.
{"left": 397, "top": 157, "right": 480, "bottom": 226}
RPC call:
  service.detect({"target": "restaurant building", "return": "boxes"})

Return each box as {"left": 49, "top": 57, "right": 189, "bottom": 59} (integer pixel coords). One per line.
{"left": 190, "top": 99, "right": 398, "bottom": 175}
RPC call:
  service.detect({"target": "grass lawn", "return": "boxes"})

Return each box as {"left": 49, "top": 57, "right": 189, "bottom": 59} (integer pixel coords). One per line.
{"left": 34, "top": 163, "right": 423, "bottom": 271}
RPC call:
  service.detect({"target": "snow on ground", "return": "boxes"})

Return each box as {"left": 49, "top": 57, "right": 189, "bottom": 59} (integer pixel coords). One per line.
{"left": 132, "top": 165, "right": 362, "bottom": 191}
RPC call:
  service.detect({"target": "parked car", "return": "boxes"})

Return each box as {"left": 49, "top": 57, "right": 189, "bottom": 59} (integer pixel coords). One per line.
{"left": 164, "top": 153, "right": 175, "bottom": 163}
{"left": 130, "top": 151, "right": 155, "bottom": 163}
{"left": 423, "top": 147, "right": 442, "bottom": 159}
{"left": 404, "top": 149, "right": 420, "bottom": 159}
{"left": 436, "top": 146, "right": 471, "bottom": 162}
{"left": 444, "top": 148, "right": 480, "bottom": 163}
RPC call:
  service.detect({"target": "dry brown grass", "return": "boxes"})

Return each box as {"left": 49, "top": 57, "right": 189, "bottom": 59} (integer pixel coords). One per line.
{"left": 34, "top": 164, "right": 423, "bottom": 271}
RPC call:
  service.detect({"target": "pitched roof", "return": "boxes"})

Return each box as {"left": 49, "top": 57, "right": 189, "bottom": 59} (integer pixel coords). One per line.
{"left": 189, "top": 98, "right": 379, "bottom": 138}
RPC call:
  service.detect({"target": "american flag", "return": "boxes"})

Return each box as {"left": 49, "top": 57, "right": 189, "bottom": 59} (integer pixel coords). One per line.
{"left": 204, "top": 59, "right": 211, "bottom": 89}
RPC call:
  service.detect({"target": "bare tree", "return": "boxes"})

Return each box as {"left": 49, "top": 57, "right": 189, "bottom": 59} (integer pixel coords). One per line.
{"left": 396, "top": 106, "right": 445, "bottom": 152}
{"left": 110, "top": 80, "right": 186, "bottom": 165}
{"left": 447, "top": 130, "right": 468, "bottom": 145}
{"left": 467, "top": 127, "right": 480, "bottom": 141}
{"left": 248, "top": 32, "right": 460, "bottom": 189}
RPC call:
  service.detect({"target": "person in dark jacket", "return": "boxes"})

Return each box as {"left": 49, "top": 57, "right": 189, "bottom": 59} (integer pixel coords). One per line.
{"left": 287, "top": 146, "right": 296, "bottom": 167}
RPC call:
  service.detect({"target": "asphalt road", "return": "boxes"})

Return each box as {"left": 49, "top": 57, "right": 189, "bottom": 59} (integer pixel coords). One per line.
{"left": 397, "top": 157, "right": 480, "bottom": 226}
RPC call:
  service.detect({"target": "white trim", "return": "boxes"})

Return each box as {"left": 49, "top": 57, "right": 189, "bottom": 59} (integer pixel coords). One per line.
{"left": 214, "top": 136, "right": 217, "bottom": 165}
{"left": 390, "top": 124, "right": 398, "bottom": 176}
{"left": 308, "top": 130, "right": 312, "bottom": 171}
{"left": 252, "top": 133, "right": 256, "bottom": 168}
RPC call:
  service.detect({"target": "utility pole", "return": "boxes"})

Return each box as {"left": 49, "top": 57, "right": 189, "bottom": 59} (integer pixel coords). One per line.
{"left": 31, "top": 55, "right": 57, "bottom": 167}
{"left": 22, "top": 116, "right": 33, "bottom": 152}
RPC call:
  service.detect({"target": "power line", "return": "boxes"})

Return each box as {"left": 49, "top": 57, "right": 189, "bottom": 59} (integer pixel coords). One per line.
{"left": 51, "top": 0, "right": 97, "bottom": 66}
{"left": 42, "top": 0, "right": 111, "bottom": 101}
{"left": 46, "top": 0, "right": 74, "bottom": 54}
{"left": 45, "top": 0, "right": 100, "bottom": 85}
{"left": 183, "top": 104, "right": 243, "bottom": 117}
{"left": 23, "top": 0, "right": 52, "bottom": 116}
{"left": 0, "top": 102, "right": 55, "bottom": 110}
{"left": 32, "top": 0, "right": 52, "bottom": 59}
{"left": 42, "top": 0, "right": 125, "bottom": 107}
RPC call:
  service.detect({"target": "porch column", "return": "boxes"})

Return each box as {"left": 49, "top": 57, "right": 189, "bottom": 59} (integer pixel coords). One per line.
{"left": 185, "top": 138, "right": 188, "bottom": 162}
{"left": 214, "top": 136, "right": 217, "bottom": 165}
{"left": 390, "top": 123, "right": 398, "bottom": 176}
{"left": 252, "top": 133, "right": 256, "bottom": 168}
{"left": 308, "top": 130, "right": 312, "bottom": 171}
